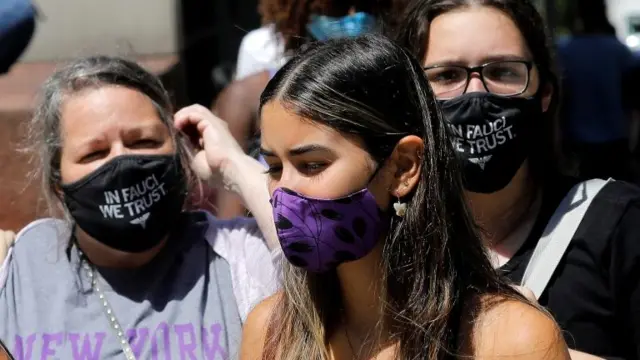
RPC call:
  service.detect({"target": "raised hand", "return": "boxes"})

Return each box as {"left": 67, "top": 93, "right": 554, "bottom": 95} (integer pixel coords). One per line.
{"left": 174, "top": 104, "right": 245, "bottom": 188}
{"left": 174, "top": 105, "right": 278, "bottom": 250}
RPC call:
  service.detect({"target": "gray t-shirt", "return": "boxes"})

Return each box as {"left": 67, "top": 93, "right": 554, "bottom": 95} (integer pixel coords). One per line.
{"left": 0, "top": 211, "right": 279, "bottom": 360}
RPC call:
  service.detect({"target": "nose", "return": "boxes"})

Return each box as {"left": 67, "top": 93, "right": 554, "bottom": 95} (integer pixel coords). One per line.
{"left": 108, "top": 142, "right": 131, "bottom": 159}
{"left": 274, "top": 166, "right": 303, "bottom": 194}
{"left": 466, "top": 74, "right": 487, "bottom": 93}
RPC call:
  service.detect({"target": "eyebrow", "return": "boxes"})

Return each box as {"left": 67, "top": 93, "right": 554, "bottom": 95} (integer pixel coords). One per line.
{"left": 120, "top": 122, "right": 166, "bottom": 137}
{"left": 425, "top": 54, "right": 530, "bottom": 68}
{"left": 75, "top": 135, "right": 107, "bottom": 152}
{"left": 74, "top": 122, "right": 165, "bottom": 150}
{"left": 260, "top": 144, "right": 332, "bottom": 157}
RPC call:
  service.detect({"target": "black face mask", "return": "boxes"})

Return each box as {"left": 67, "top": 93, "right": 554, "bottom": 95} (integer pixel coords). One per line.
{"left": 61, "top": 154, "right": 187, "bottom": 253}
{"left": 438, "top": 92, "right": 542, "bottom": 193}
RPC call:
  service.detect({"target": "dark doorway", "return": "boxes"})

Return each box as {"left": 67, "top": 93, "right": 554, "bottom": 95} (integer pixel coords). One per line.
{"left": 175, "top": 0, "right": 261, "bottom": 107}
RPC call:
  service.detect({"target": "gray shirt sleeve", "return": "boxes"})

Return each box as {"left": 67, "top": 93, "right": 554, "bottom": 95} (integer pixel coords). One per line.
{"left": 1, "top": 215, "right": 283, "bottom": 323}
{"left": 0, "top": 218, "right": 59, "bottom": 293}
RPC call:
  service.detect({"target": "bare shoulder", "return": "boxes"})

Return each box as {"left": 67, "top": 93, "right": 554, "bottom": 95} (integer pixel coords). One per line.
{"left": 240, "top": 292, "right": 282, "bottom": 360}
{"left": 471, "top": 295, "right": 570, "bottom": 360}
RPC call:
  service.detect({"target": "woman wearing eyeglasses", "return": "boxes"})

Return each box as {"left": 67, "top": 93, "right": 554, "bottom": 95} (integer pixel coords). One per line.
{"left": 394, "top": 1, "right": 640, "bottom": 359}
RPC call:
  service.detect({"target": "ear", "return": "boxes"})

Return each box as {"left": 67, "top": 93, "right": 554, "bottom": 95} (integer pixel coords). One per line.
{"left": 52, "top": 171, "right": 64, "bottom": 201}
{"left": 53, "top": 184, "right": 64, "bottom": 201}
{"left": 540, "top": 83, "right": 554, "bottom": 113}
{"left": 387, "top": 135, "right": 423, "bottom": 198}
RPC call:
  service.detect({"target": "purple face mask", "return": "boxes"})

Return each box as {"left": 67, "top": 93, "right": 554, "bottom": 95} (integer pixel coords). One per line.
{"left": 270, "top": 187, "right": 390, "bottom": 273}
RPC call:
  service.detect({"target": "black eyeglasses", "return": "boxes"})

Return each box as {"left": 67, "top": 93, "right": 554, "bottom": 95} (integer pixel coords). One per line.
{"left": 423, "top": 60, "right": 533, "bottom": 100}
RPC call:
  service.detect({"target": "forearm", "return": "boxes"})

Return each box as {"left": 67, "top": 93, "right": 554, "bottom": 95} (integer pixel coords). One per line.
{"left": 223, "top": 154, "right": 279, "bottom": 251}
{"left": 215, "top": 190, "right": 248, "bottom": 219}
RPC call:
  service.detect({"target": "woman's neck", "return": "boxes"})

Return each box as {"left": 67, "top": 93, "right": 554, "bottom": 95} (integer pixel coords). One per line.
{"left": 336, "top": 243, "right": 386, "bottom": 344}
{"left": 466, "top": 163, "right": 538, "bottom": 250}
{"left": 74, "top": 226, "right": 168, "bottom": 268}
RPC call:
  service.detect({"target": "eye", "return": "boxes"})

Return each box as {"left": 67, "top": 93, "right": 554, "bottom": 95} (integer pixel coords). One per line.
{"left": 486, "top": 67, "right": 517, "bottom": 79}
{"left": 264, "top": 164, "right": 283, "bottom": 176}
{"left": 427, "top": 68, "right": 465, "bottom": 84}
{"left": 80, "top": 149, "right": 108, "bottom": 163}
{"left": 437, "top": 71, "right": 460, "bottom": 82}
{"left": 299, "top": 162, "right": 327, "bottom": 175}
{"left": 484, "top": 63, "right": 528, "bottom": 83}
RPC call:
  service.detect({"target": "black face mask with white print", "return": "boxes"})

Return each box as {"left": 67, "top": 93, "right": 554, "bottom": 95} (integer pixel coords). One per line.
{"left": 438, "top": 92, "right": 542, "bottom": 194}
{"left": 61, "top": 154, "right": 187, "bottom": 253}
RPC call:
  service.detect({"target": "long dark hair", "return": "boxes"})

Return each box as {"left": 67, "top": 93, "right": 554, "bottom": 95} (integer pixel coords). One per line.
{"left": 392, "top": 0, "right": 562, "bottom": 186}
{"left": 258, "top": 35, "right": 523, "bottom": 359}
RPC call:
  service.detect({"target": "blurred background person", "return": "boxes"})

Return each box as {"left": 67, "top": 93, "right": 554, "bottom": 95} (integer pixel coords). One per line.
{"left": 234, "top": 0, "right": 406, "bottom": 81}
{"left": 626, "top": 37, "right": 640, "bottom": 179}
{"left": 557, "top": 0, "right": 636, "bottom": 181}
{"left": 0, "top": 0, "right": 36, "bottom": 75}
{"left": 233, "top": 1, "right": 286, "bottom": 81}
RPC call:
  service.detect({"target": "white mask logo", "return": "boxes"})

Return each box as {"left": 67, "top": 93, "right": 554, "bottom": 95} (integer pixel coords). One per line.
{"left": 469, "top": 155, "right": 492, "bottom": 170}
{"left": 130, "top": 213, "right": 150, "bottom": 228}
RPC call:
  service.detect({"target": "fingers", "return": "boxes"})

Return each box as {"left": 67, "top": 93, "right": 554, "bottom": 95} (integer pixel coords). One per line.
{"left": 174, "top": 104, "right": 229, "bottom": 133}
{"left": 174, "top": 104, "right": 208, "bottom": 130}
{"left": 174, "top": 105, "right": 213, "bottom": 152}
{"left": 174, "top": 105, "right": 234, "bottom": 150}
{"left": 191, "top": 151, "right": 214, "bottom": 182}
{"left": 174, "top": 105, "right": 212, "bottom": 137}
{"left": 174, "top": 104, "right": 245, "bottom": 179}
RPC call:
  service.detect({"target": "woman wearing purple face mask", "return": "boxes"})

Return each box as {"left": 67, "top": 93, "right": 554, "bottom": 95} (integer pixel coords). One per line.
{"left": 239, "top": 35, "right": 569, "bottom": 360}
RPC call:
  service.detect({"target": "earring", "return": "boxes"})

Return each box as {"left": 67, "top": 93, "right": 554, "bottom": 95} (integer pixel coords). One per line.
{"left": 393, "top": 196, "right": 407, "bottom": 217}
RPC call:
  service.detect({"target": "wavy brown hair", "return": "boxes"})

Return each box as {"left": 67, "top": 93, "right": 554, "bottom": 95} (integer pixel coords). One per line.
{"left": 258, "top": 0, "right": 407, "bottom": 52}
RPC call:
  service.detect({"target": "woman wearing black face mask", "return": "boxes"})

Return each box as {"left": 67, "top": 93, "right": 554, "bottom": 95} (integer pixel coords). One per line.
{"left": 0, "top": 57, "right": 280, "bottom": 359}
{"left": 393, "top": 1, "right": 640, "bottom": 359}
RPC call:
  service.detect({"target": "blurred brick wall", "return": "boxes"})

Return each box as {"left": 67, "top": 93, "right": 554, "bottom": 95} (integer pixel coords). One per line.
{"left": 0, "top": 109, "right": 44, "bottom": 230}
